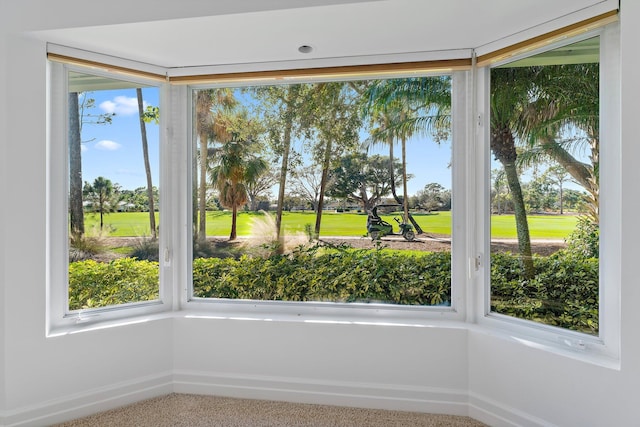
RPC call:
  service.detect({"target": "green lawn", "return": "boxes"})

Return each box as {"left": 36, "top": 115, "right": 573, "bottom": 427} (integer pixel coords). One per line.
{"left": 84, "top": 210, "right": 578, "bottom": 240}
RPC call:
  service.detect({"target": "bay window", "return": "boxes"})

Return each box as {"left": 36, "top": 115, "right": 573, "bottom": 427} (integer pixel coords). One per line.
{"left": 46, "top": 17, "right": 620, "bottom": 361}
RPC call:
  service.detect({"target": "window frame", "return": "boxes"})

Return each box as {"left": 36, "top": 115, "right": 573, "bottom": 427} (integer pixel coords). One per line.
{"left": 46, "top": 61, "right": 172, "bottom": 334}
{"left": 181, "top": 71, "right": 471, "bottom": 325}
{"left": 476, "top": 24, "right": 621, "bottom": 362}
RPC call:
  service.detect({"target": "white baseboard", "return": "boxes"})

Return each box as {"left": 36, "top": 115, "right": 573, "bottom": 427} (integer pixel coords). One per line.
{"left": 0, "top": 372, "right": 553, "bottom": 427}
{"left": 468, "top": 392, "right": 554, "bottom": 427}
{"left": 1, "top": 372, "right": 173, "bottom": 427}
{"left": 172, "top": 369, "right": 469, "bottom": 416}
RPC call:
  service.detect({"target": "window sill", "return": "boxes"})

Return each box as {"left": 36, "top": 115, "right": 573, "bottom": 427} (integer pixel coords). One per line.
{"left": 47, "top": 301, "right": 620, "bottom": 370}
{"left": 472, "top": 314, "right": 620, "bottom": 370}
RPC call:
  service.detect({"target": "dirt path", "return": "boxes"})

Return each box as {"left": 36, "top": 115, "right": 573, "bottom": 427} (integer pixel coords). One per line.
{"left": 317, "top": 235, "right": 565, "bottom": 256}
{"left": 104, "top": 235, "right": 566, "bottom": 257}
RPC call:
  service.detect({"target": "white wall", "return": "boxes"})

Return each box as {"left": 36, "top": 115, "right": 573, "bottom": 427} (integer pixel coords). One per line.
{"left": 0, "top": 8, "right": 176, "bottom": 426}
{"left": 0, "top": 3, "right": 8, "bottom": 418}
{"left": 172, "top": 318, "right": 469, "bottom": 413}
{"left": 1, "top": 1, "right": 638, "bottom": 426}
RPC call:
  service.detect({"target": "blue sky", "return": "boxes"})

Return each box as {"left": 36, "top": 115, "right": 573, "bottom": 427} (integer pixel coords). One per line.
{"left": 80, "top": 86, "right": 590, "bottom": 199}
{"left": 80, "top": 88, "right": 160, "bottom": 191}
{"left": 80, "top": 87, "right": 451, "bottom": 197}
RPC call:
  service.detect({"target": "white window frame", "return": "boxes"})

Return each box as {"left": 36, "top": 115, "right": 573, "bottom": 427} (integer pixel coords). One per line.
{"left": 46, "top": 60, "right": 173, "bottom": 335}
{"left": 475, "top": 24, "right": 621, "bottom": 363}
{"left": 180, "top": 71, "right": 472, "bottom": 326}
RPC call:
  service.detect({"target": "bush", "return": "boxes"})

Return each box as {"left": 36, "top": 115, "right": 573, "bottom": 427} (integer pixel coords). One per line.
{"left": 69, "top": 233, "right": 108, "bottom": 262}
{"left": 565, "top": 216, "right": 599, "bottom": 259}
{"left": 193, "top": 247, "right": 452, "bottom": 305}
{"left": 130, "top": 237, "right": 159, "bottom": 261}
{"left": 490, "top": 251, "right": 598, "bottom": 334}
{"left": 67, "top": 244, "right": 599, "bottom": 335}
{"left": 68, "top": 258, "right": 159, "bottom": 310}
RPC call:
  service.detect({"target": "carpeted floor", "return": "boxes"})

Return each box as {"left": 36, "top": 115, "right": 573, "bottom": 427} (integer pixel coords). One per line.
{"left": 54, "top": 393, "right": 488, "bottom": 427}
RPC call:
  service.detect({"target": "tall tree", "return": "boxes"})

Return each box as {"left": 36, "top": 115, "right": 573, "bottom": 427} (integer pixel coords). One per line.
{"left": 328, "top": 153, "right": 403, "bottom": 211}
{"left": 245, "top": 169, "right": 278, "bottom": 211}
{"left": 210, "top": 135, "right": 268, "bottom": 240}
{"left": 290, "top": 164, "right": 323, "bottom": 212}
{"left": 83, "top": 177, "right": 117, "bottom": 231}
{"left": 545, "top": 165, "right": 570, "bottom": 215}
{"left": 491, "top": 67, "right": 538, "bottom": 277}
{"left": 414, "top": 182, "right": 451, "bottom": 212}
{"left": 518, "top": 63, "right": 600, "bottom": 222}
{"left": 69, "top": 93, "right": 84, "bottom": 239}
{"left": 491, "top": 168, "right": 508, "bottom": 215}
{"left": 250, "top": 85, "right": 311, "bottom": 248}
{"left": 302, "top": 83, "right": 362, "bottom": 238}
{"left": 194, "top": 89, "right": 236, "bottom": 241}
{"left": 490, "top": 61, "right": 600, "bottom": 276}
{"left": 136, "top": 89, "right": 157, "bottom": 239}
{"left": 68, "top": 92, "right": 114, "bottom": 239}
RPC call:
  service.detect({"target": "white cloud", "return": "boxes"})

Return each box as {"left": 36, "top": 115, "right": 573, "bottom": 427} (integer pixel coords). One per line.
{"left": 81, "top": 144, "right": 88, "bottom": 152}
{"left": 95, "top": 140, "right": 122, "bottom": 151}
{"left": 99, "top": 96, "right": 146, "bottom": 116}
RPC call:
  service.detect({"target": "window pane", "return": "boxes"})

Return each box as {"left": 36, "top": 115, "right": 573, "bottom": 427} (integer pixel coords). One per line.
{"left": 191, "top": 78, "right": 452, "bottom": 306}
{"left": 489, "top": 37, "right": 600, "bottom": 334}
{"left": 67, "top": 71, "right": 160, "bottom": 310}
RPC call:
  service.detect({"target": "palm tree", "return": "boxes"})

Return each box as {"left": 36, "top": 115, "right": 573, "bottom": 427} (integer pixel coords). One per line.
{"left": 194, "top": 89, "right": 236, "bottom": 241}
{"left": 517, "top": 63, "right": 600, "bottom": 222}
{"left": 490, "top": 67, "right": 539, "bottom": 278}
{"left": 361, "top": 77, "right": 452, "bottom": 233}
{"left": 210, "top": 136, "right": 268, "bottom": 240}
{"left": 83, "top": 177, "right": 117, "bottom": 231}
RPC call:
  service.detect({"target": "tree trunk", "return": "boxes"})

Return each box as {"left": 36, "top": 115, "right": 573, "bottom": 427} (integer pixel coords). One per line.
{"left": 540, "top": 136, "right": 598, "bottom": 222}
{"left": 540, "top": 137, "right": 592, "bottom": 189}
{"left": 136, "top": 88, "right": 156, "bottom": 239}
{"left": 314, "top": 139, "right": 333, "bottom": 239}
{"left": 492, "top": 127, "right": 534, "bottom": 278}
{"left": 559, "top": 183, "right": 564, "bottom": 215}
{"left": 387, "top": 129, "right": 423, "bottom": 234}
{"left": 192, "top": 101, "right": 199, "bottom": 236}
{"left": 68, "top": 92, "right": 84, "bottom": 238}
{"left": 275, "top": 109, "right": 293, "bottom": 251}
{"left": 401, "top": 136, "right": 409, "bottom": 223}
{"left": 198, "top": 131, "right": 208, "bottom": 241}
{"left": 503, "top": 160, "right": 534, "bottom": 276}
{"left": 230, "top": 204, "right": 237, "bottom": 240}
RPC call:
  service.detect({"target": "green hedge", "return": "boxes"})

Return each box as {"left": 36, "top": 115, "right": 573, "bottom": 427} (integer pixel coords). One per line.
{"left": 490, "top": 252, "right": 598, "bottom": 334}
{"left": 193, "top": 249, "right": 451, "bottom": 305}
{"left": 68, "top": 258, "right": 159, "bottom": 310}
{"left": 68, "top": 248, "right": 598, "bottom": 334}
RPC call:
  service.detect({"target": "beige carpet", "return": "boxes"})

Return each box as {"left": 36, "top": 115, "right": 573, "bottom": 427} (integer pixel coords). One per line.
{"left": 54, "top": 393, "right": 488, "bottom": 427}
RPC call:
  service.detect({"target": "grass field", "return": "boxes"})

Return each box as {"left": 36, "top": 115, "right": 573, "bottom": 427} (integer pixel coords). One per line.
{"left": 84, "top": 210, "right": 579, "bottom": 240}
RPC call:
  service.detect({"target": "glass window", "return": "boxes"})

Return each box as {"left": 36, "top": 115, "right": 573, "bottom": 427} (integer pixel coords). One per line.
{"left": 489, "top": 37, "right": 600, "bottom": 335}
{"left": 66, "top": 71, "right": 161, "bottom": 311}
{"left": 190, "top": 77, "right": 453, "bottom": 307}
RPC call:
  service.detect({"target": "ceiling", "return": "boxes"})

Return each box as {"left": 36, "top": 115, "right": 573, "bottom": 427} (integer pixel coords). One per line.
{"left": 36, "top": 0, "right": 616, "bottom": 72}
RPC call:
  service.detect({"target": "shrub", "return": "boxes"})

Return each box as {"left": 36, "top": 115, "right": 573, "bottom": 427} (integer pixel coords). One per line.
{"left": 193, "top": 239, "right": 243, "bottom": 259}
{"left": 130, "top": 236, "right": 159, "bottom": 261}
{"left": 565, "top": 216, "right": 599, "bottom": 259}
{"left": 193, "top": 247, "right": 452, "bottom": 306}
{"left": 68, "top": 258, "right": 159, "bottom": 310}
{"left": 69, "top": 233, "right": 108, "bottom": 262}
{"left": 67, "top": 244, "right": 599, "bottom": 335}
{"left": 490, "top": 251, "right": 598, "bottom": 334}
